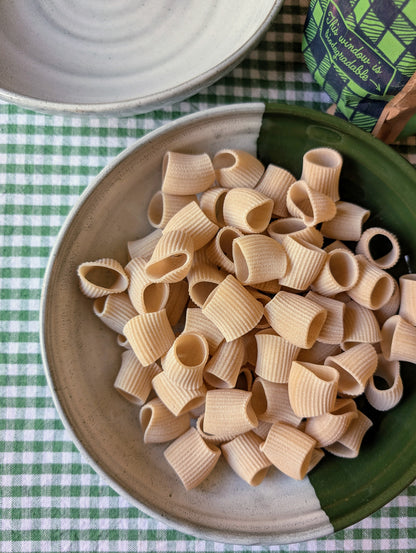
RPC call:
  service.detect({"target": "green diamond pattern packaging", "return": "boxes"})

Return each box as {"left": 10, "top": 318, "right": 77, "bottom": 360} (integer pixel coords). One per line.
{"left": 302, "top": 0, "right": 416, "bottom": 132}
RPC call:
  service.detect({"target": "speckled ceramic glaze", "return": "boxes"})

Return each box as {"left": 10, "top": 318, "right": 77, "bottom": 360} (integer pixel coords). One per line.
{"left": 0, "top": 1, "right": 283, "bottom": 115}
{"left": 40, "top": 104, "right": 416, "bottom": 545}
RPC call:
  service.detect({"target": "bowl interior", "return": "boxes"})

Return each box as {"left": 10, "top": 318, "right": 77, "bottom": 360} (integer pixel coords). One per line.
{"left": 41, "top": 104, "right": 416, "bottom": 545}
{"left": 0, "top": 1, "right": 282, "bottom": 114}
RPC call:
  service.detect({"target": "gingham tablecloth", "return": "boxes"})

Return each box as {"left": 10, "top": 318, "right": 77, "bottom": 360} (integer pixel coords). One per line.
{"left": 1, "top": 1, "right": 416, "bottom": 552}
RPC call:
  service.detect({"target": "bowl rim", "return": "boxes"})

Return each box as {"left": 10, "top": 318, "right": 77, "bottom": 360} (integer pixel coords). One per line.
{"left": 0, "top": 2, "right": 283, "bottom": 116}
{"left": 40, "top": 102, "right": 416, "bottom": 545}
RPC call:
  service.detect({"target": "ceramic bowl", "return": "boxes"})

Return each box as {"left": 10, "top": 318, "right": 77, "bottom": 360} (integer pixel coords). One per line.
{"left": 0, "top": 1, "right": 283, "bottom": 116}
{"left": 40, "top": 103, "right": 416, "bottom": 545}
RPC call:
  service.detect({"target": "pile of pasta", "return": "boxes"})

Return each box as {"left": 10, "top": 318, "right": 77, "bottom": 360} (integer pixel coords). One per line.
{"left": 77, "top": 147, "right": 416, "bottom": 489}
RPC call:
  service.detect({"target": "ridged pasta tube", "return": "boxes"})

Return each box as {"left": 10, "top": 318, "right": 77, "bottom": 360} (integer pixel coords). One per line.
{"left": 342, "top": 301, "right": 381, "bottom": 349}
{"left": 203, "top": 338, "right": 245, "bottom": 389}
{"left": 324, "top": 411, "right": 373, "bottom": 458}
{"left": 254, "top": 330, "right": 300, "bottom": 383}
{"left": 147, "top": 191, "right": 197, "bottom": 229}
{"left": 381, "top": 315, "right": 416, "bottom": 363}
{"left": 255, "top": 164, "right": 296, "bottom": 217}
{"left": 127, "top": 229, "right": 163, "bottom": 261}
{"left": 374, "top": 279, "right": 400, "bottom": 326}
{"left": 93, "top": 292, "right": 137, "bottom": 334}
{"left": 125, "top": 257, "right": 170, "bottom": 313}
{"left": 140, "top": 397, "right": 190, "bottom": 444}
{"left": 347, "top": 255, "right": 395, "bottom": 311}
{"left": 279, "top": 236, "right": 327, "bottom": 291}
{"left": 213, "top": 149, "right": 264, "bottom": 189}
{"left": 123, "top": 309, "right": 175, "bottom": 366}
{"left": 187, "top": 252, "right": 226, "bottom": 308}
{"left": 164, "top": 428, "right": 221, "bottom": 490}
{"left": 163, "top": 201, "right": 219, "bottom": 250}
{"left": 288, "top": 361, "right": 339, "bottom": 417}
{"left": 286, "top": 179, "right": 337, "bottom": 227}
{"left": 399, "top": 274, "right": 416, "bottom": 325}
{"left": 301, "top": 147, "right": 343, "bottom": 201}
{"left": 321, "top": 201, "right": 370, "bottom": 241}
{"left": 325, "top": 343, "right": 378, "bottom": 397}
{"left": 114, "top": 350, "right": 161, "bottom": 405}
{"left": 206, "top": 225, "right": 243, "bottom": 274}
{"left": 202, "top": 275, "right": 264, "bottom": 342}
{"left": 267, "top": 217, "right": 324, "bottom": 247}
{"left": 304, "top": 398, "right": 358, "bottom": 447}
{"left": 222, "top": 188, "right": 273, "bottom": 234}
{"left": 260, "top": 422, "right": 317, "bottom": 480}
{"left": 356, "top": 227, "right": 400, "bottom": 270}
{"left": 365, "top": 354, "right": 403, "bottom": 411}
{"left": 221, "top": 431, "right": 271, "bottom": 486}
{"left": 152, "top": 371, "right": 206, "bottom": 416}
{"left": 203, "top": 389, "right": 258, "bottom": 436}
{"left": 199, "top": 187, "right": 227, "bottom": 226}
{"left": 77, "top": 258, "right": 129, "bottom": 298}
{"left": 233, "top": 234, "right": 287, "bottom": 285}
{"left": 305, "top": 292, "right": 345, "bottom": 345}
{"left": 251, "top": 378, "right": 302, "bottom": 426}
{"left": 183, "top": 307, "right": 224, "bottom": 355}
{"left": 162, "top": 332, "right": 209, "bottom": 390}
{"left": 145, "top": 230, "right": 194, "bottom": 283}
{"left": 311, "top": 248, "right": 359, "bottom": 296}
{"left": 162, "top": 151, "right": 215, "bottom": 195}
{"left": 264, "top": 291, "right": 327, "bottom": 349}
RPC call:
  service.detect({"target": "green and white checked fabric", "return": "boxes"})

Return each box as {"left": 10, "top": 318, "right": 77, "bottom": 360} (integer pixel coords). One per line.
{"left": 1, "top": 1, "right": 415, "bottom": 552}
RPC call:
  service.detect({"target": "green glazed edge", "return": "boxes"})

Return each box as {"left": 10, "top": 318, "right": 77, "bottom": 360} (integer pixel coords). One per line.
{"left": 258, "top": 103, "right": 416, "bottom": 533}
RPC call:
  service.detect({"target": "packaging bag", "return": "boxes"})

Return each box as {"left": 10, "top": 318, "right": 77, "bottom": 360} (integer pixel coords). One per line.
{"left": 302, "top": 0, "right": 416, "bottom": 142}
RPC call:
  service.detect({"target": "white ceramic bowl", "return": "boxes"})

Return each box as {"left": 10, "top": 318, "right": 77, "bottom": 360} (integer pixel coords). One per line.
{"left": 40, "top": 103, "right": 416, "bottom": 545}
{"left": 0, "top": 1, "right": 283, "bottom": 115}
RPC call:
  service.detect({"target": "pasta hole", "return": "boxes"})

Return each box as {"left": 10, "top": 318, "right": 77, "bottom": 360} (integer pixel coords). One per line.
{"left": 140, "top": 407, "right": 152, "bottom": 432}
{"left": 85, "top": 267, "right": 120, "bottom": 288}
{"left": 370, "top": 276, "right": 394, "bottom": 309}
{"left": 368, "top": 234, "right": 393, "bottom": 262}
{"left": 246, "top": 204, "right": 271, "bottom": 232}
{"left": 175, "top": 334, "right": 208, "bottom": 367}
{"left": 213, "top": 152, "right": 236, "bottom": 170}
{"left": 373, "top": 375, "right": 391, "bottom": 391}
{"left": 251, "top": 381, "right": 267, "bottom": 416}
{"left": 143, "top": 283, "right": 169, "bottom": 312}
{"left": 192, "top": 281, "right": 218, "bottom": 306}
{"left": 233, "top": 242, "right": 249, "bottom": 282}
{"left": 146, "top": 254, "right": 188, "bottom": 279}
{"left": 147, "top": 192, "right": 164, "bottom": 227}
{"left": 329, "top": 252, "right": 357, "bottom": 288}
{"left": 215, "top": 193, "right": 226, "bottom": 226}
{"left": 219, "top": 229, "right": 237, "bottom": 261}
{"left": 93, "top": 296, "right": 106, "bottom": 316}
{"left": 251, "top": 468, "right": 269, "bottom": 487}
{"left": 306, "top": 311, "right": 327, "bottom": 348}
{"left": 305, "top": 148, "right": 341, "bottom": 169}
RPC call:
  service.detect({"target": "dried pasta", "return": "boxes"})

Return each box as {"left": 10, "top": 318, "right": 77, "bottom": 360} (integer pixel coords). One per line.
{"left": 164, "top": 428, "right": 221, "bottom": 490}
{"left": 123, "top": 309, "right": 175, "bottom": 366}
{"left": 365, "top": 354, "right": 403, "bottom": 411}
{"left": 78, "top": 258, "right": 129, "bottom": 298}
{"left": 202, "top": 274, "right": 264, "bottom": 342}
{"left": 125, "top": 256, "right": 170, "bottom": 313}
{"left": 140, "top": 397, "right": 190, "bottom": 443}
{"left": 255, "top": 163, "right": 296, "bottom": 217}
{"left": 114, "top": 350, "right": 161, "bottom": 405}
{"left": 221, "top": 431, "right": 271, "bottom": 486}
{"left": 222, "top": 188, "right": 273, "bottom": 234}
{"left": 267, "top": 217, "right": 324, "bottom": 247}
{"left": 233, "top": 234, "right": 287, "bottom": 285}
{"left": 162, "top": 151, "right": 215, "bottom": 195}
{"left": 93, "top": 292, "right": 137, "bottom": 334}
{"left": 77, "top": 145, "right": 414, "bottom": 490}
{"left": 147, "top": 191, "right": 197, "bottom": 229}
{"left": 301, "top": 147, "right": 343, "bottom": 201}
{"left": 213, "top": 149, "right": 264, "bottom": 189}
{"left": 286, "top": 179, "right": 336, "bottom": 226}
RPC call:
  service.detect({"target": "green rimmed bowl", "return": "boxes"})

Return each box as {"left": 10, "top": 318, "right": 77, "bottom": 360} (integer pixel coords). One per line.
{"left": 40, "top": 103, "right": 416, "bottom": 545}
